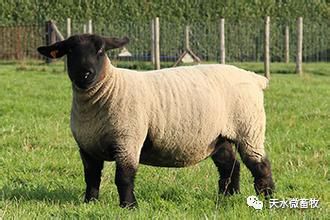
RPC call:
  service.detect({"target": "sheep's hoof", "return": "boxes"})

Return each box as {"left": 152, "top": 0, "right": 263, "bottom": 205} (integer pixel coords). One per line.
{"left": 84, "top": 189, "right": 99, "bottom": 203}
{"left": 219, "top": 178, "right": 240, "bottom": 195}
{"left": 254, "top": 176, "right": 275, "bottom": 199}
{"left": 84, "top": 196, "right": 98, "bottom": 203}
{"left": 219, "top": 162, "right": 240, "bottom": 195}
{"left": 120, "top": 201, "right": 138, "bottom": 209}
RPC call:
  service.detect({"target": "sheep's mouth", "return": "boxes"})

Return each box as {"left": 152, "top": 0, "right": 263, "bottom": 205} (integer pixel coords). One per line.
{"left": 73, "top": 73, "right": 96, "bottom": 89}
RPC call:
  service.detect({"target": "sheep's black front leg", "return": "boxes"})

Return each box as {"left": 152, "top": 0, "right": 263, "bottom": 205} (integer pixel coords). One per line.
{"left": 79, "top": 149, "right": 104, "bottom": 202}
{"left": 115, "top": 163, "right": 138, "bottom": 208}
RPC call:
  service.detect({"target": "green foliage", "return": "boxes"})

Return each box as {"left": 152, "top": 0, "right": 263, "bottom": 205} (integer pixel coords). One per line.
{"left": 0, "top": 1, "right": 328, "bottom": 63}
{"left": 0, "top": 61, "right": 329, "bottom": 218}
{"left": 0, "top": 0, "right": 329, "bottom": 25}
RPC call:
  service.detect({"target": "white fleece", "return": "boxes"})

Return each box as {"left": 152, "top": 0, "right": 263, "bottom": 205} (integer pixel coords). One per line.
{"left": 71, "top": 57, "right": 268, "bottom": 168}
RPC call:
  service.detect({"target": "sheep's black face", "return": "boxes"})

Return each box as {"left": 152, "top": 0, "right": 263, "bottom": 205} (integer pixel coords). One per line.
{"left": 66, "top": 35, "right": 105, "bottom": 89}
{"left": 37, "top": 34, "right": 129, "bottom": 89}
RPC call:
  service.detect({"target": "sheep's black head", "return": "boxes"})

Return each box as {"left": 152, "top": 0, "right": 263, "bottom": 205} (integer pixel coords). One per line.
{"left": 37, "top": 34, "right": 129, "bottom": 89}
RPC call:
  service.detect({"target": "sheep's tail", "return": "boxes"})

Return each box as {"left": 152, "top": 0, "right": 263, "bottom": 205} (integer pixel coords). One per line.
{"left": 253, "top": 73, "right": 269, "bottom": 90}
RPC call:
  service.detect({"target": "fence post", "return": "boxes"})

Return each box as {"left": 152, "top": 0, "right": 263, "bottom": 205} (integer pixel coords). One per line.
{"left": 151, "top": 18, "right": 155, "bottom": 64}
{"left": 154, "top": 17, "right": 160, "bottom": 70}
{"left": 88, "top": 19, "right": 92, "bottom": 34}
{"left": 67, "top": 18, "right": 71, "bottom": 38}
{"left": 173, "top": 24, "right": 201, "bottom": 66}
{"left": 45, "top": 20, "right": 56, "bottom": 64}
{"left": 15, "top": 27, "right": 22, "bottom": 59}
{"left": 219, "top": 18, "right": 225, "bottom": 64}
{"left": 185, "top": 25, "right": 190, "bottom": 50}
{"left": 83, "top": 24, "right": 87, "bottom": 33}
{"left": 285, "top": 25, "right": 289, "bottom": 63}
{"left": 64, "top": 18, "right": 71, "bottom": 71}
{"left": 296, "top": 17, "right": 303, "bottom": 75}
{"left": 264, "top": 16, "right": 270, "bottom": 79}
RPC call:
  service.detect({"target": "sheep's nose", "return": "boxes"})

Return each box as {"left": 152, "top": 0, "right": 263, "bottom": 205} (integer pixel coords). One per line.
{"left": 84, "top": 71, "right": 91, "bottom": 79}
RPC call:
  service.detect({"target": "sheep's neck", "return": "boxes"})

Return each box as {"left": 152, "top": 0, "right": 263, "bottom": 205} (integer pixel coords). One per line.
{"left": 71, "top": 57, "right": 122, "bottom": 119}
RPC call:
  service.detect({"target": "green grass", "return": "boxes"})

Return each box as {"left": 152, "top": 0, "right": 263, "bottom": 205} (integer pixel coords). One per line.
{"left": 0, "top": 61, "right": 329, "bottom": 219}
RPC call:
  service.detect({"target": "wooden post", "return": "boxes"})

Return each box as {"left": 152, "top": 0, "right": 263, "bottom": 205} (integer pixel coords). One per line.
{"left": 65, "top": 18, "right": 71, "bottom": 71}
{"left": 151, "top": 18, "right": 155, "bottom": 64}
{"left": 50, "top": 22, "right": 64, "bottom": 40}
{"left": 173, "top": 25, "right": 201, "bottom": 67}
{"left": 44, "top": 21, "right": 48, "bottom": 63}
{"left": 220, "top": 18, "right": 225, "bottom": 64}
{"left": 154, "top": 17, "right": 160, "bottom": 70}
{"left": 296, "top": 17, "right": 303, "bottom": 75}
{"left": 88, "top": 19, "right": 92, "bottom": 34}
{"left": 83, "top": 24, "right": 87, "bottom": 33}
{"left": 285, "top": 25, "right": 289, "bottom": 63}
{"left": 185, "top": 25, "right": 190, "bottom": 50}
{"left": 264, "top": 16, "right": 270, "bottom": 79}
{"left": 67, "top": 18, "right": 71, "bottom": 38}
{"left": 45, "top": 20, "right": 56, "bottom": 63}
{"left": 49, "top": 23, "right": 57, "bottom": 44}
{"left": 15, "top": 27, "right": 22, "bottom": 59}
{"left": 48, "top": 21, "right": 65, "bottom": 70}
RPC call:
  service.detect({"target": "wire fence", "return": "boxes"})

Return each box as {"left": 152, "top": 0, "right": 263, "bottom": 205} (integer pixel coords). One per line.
{"left": 0, "top": 24, "right": 44, "bottom": 60}
{"left": 0, "top": 19, "right": 329, "bottom": 63}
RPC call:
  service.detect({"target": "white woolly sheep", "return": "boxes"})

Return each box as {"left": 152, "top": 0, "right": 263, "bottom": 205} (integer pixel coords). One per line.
{"left": 37, "top": 34, "right": 275, "bottom": 208}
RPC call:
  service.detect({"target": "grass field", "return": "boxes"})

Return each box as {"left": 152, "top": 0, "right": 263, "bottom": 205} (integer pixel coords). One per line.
{"left": 0, "top": 61, "right": 329, "bottom": 219}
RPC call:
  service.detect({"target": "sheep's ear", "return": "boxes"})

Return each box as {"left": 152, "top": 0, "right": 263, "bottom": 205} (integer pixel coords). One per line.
{"left": 37, "top": 40, "right": 68, "bottom": 59}
{"left": 103, "top": 37, "right": 129, "bottom": 51}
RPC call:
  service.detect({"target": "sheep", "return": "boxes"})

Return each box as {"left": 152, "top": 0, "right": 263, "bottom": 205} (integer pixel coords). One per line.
{"left": 37, "top": 34, "right": 275, "bottom": 208}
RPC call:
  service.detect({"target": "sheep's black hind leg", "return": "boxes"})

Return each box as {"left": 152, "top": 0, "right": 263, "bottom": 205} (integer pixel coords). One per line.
{"left": 115, "top": 162, "right": 138, "bottom": 208}
{"left": 212, "top": 141, "right": 240, "bottom": 195}
{"left": 79, "top": 149, "right": 104, "bottom": 202}
{"left": 237, "top": 146, "right": 275, "bottom": 197}
{"left": 244, "top": 157, "right": 274, "bottom": 198}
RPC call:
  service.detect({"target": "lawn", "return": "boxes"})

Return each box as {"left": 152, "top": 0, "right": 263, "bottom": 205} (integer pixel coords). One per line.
{"left": 0, "top": 61, "right": 329, "bottom": 219}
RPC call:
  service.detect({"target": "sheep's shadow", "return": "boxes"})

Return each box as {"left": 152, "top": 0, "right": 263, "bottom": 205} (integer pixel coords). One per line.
{"left": 0, "top": 184, "right": 81, "bottom": 204}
